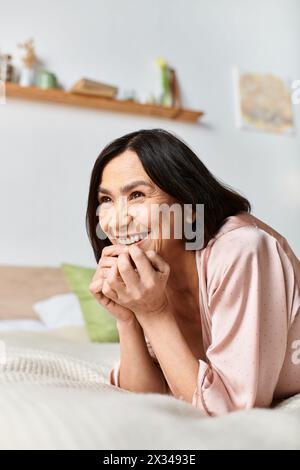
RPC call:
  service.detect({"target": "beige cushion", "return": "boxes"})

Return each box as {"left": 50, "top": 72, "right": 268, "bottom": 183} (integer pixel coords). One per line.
{"left": 0, "top": 266, "right": 71, "bottom": 319}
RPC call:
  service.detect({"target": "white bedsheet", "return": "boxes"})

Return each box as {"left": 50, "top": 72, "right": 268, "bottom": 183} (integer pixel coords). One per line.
{"left": 0, "top": 330, "right": 300, "bottom": 450}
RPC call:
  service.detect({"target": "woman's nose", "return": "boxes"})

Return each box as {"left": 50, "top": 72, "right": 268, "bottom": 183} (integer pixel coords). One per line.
{"left": 113, "top": 203, "right": 133, "bottom": 236}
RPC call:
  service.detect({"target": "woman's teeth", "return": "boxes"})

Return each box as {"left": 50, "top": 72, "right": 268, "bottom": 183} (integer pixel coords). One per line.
{"left": 116, "top": 232, "right": 149, "bottom": 245}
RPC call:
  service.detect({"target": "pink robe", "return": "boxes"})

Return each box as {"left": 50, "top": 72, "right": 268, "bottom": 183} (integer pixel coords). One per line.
{"left": 108, "top": 212, "right": 300, "bottom": 416}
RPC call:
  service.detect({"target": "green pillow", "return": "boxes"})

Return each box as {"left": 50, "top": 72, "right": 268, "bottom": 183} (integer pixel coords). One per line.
{"left": 61, "top": 263, "right": 119, "bottom": 343}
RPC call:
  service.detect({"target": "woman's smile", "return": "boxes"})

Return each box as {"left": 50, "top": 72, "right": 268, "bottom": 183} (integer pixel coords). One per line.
{"left": 114, "top": 231, "right": 151, "bottom": 246}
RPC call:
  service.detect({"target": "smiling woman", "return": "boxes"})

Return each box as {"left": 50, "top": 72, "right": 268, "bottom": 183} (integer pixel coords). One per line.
{"left": 86, "top": 128, "right": 251, "bottom": 262}
{"left": 86, "top": 128, "right": 300, "bottom": 417}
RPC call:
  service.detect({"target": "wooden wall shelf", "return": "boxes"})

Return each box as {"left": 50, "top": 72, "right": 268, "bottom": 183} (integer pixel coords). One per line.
{"left": 5, "top": 83, "right": 204, "bottom": 123}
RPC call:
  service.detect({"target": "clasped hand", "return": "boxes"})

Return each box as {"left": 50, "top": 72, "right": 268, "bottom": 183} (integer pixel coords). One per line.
{"left": 89, "top": 244, "right": 170, "bottom": 321}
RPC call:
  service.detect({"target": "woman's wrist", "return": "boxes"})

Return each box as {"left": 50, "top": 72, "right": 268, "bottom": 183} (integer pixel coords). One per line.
{"left": 133, "top": 295, "right": 169, "bottom": 321}
{"left": 134, "top": 297, "right": 171, "bottom": 326}
{"left": 116, "top": 315, "right": 141, "bottom": 332}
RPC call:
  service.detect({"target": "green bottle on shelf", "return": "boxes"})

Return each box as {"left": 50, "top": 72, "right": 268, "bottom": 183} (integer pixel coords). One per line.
{"left": 156, "top": 57, "right": 172, "bottom": 107}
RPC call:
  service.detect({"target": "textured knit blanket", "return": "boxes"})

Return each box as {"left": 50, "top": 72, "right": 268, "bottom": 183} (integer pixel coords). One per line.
{"left": 0, "top": 331, "right": 300, "bottom": 450}
{"left": 1, "top": 346, "right": 116, "bottom": 390}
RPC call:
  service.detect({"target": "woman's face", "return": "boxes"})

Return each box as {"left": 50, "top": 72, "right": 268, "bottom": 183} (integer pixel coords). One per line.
{"left": 97, "top": 150, "right": 185, "bottom": 255}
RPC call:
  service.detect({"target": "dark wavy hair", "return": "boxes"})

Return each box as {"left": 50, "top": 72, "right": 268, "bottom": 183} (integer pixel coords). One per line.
{"left": 86, "top": 128, "right": 251, "bottom": 262}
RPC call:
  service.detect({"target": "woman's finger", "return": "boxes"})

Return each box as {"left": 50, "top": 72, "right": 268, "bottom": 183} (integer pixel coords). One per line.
{"left": 101, "top": 244, "right": 129, "bottom": 259}
{"left": 106, "top": 261, "right": 123, "bottom": 284}
{"left": 96, "top": 253, "right": 117, "bottom": 274}
{"left": 128, "top": 245, "right": 156, "bottom": 279}
{"left": 145, "top": 250, "right": 170, "bottom": 275}
{"left": 99, "top": 267, "right": 113, "bottom": 279}
{"left": 89, "top": 277, "right": 104, "bottom": 294}
{"left": 99, "top": 256, "right": 117, "bottom": 268}
{"left": 93, "top": 289, "right": 112, "bottom": 309}
{"left": 102, "top": 279, "right": 118, "bottom": 301}
{"left": 96, "top": 245, "right": 129, "bottom": 275}
{"left": 95, "top": 257, "right": 117, "bottom": 277}
{"left": 91, "top": 268, "right": 102, "bottom": 283}
{"left": 117, "top": 252, "right": 139, "bottom": 287}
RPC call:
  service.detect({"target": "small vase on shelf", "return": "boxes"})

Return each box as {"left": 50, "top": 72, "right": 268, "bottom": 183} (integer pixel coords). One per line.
{"left": 19, "top": 67, "right": 35, "bottom": 87}
{"left": 18, "top": 38, "right": 37, "bottom": 88}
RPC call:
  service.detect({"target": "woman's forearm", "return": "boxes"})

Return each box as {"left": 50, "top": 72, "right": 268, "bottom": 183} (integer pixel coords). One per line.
{"left": 136, "top": 308, "right": 199, "bottom": 403}
{"left": 116, "top": 317, "right": 168, "bottom": 394}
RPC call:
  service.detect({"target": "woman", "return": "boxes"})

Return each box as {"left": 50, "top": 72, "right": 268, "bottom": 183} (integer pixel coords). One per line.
{"left": 86, "top": 128, "right": 300, "bottom": 417}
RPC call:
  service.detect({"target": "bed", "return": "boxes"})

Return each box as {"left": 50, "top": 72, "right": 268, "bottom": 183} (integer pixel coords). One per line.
{"left": 1, "top": 266, "right": 300, "bottom": 450}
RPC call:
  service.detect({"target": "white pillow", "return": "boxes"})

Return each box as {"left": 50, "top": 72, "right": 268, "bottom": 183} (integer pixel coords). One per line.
{"left": 0, "top": 294, "right": 85, "bottom": 333}
{"left": 33, "top": 293, "right": 84, "bottom": 329}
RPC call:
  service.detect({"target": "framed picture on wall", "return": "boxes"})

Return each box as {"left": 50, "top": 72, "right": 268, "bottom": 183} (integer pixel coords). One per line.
{"left": 232, "top": 68, "right": 295, "bottom": 135}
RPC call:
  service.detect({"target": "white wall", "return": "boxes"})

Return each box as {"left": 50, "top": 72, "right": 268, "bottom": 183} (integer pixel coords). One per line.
{"left": 0, "top": 0, "right": 299, "bottom": 267}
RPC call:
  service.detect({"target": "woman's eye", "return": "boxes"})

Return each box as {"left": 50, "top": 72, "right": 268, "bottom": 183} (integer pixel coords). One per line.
{"left": 98, "top": 196, "right": 111, "bottom": 204}
{"left": 130, "top": 191, "right": 144, "bottom": 200}
{"left": 98, "top": 191, "right": 144, "bottom": 204}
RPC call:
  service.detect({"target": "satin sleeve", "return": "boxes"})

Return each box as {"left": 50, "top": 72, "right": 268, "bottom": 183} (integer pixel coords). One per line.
{"left": 192, "top": 226, "right": 293, "bottom": 416}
